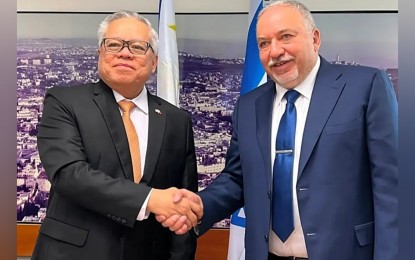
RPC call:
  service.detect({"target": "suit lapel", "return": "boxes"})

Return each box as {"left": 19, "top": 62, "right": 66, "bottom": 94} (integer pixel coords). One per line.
{"left": 92, "top": 81, "right": 134, "bottom": 181}
{"left": 298, "top": 58, "right": 346, "bottom": 178}
{"left": 255, "top": 82, "right": 276, "bottom": 187}
{"left": 141, "top": 94, "right": 165, "bottom": 183}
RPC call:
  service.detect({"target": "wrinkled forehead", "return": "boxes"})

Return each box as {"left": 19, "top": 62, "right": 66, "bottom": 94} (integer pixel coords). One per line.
{"left": 258, "top": 5, "right": 304, "bottom": 26}
{"left": 257, "top": 5, "right": 308, "bottom": 35}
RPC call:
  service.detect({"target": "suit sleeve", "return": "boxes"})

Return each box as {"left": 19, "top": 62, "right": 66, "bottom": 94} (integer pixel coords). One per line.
{"left": 366, "top": 70, "right": 398, "bottom": 260}
{"left": 169, "top": 115, "right": 198, "bottom": 260}
{"left": 38, "top": 89, "right": 151, "bottom": 228}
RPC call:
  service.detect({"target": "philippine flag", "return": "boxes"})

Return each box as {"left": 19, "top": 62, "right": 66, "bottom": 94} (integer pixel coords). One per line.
{"left": 157, "top": 0, "right": 180, "bottom": 107}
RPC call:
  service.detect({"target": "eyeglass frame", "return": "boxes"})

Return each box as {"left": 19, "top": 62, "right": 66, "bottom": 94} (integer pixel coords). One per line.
{"left": 101, "top": 38, "right": 154, "bottom": 55}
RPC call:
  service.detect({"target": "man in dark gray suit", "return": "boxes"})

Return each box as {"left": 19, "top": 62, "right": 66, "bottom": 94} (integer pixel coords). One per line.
{"left": 32, "top": 10, "right": 201, "bottom": 260}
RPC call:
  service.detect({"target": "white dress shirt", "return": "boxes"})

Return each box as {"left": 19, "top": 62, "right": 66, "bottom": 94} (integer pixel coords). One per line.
{"left": 269, "top": 57, "right": 321, "bottom": 257}
{"left": 113, "top": 87, "right": 152, "bottom": 221}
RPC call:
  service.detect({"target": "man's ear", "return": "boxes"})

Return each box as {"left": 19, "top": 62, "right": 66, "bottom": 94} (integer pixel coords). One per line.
{"left": 312, "top": 28, "right": 321, "bottom": 52}
{"left": 152, "top": 55, "right": 158, "bottom": 73}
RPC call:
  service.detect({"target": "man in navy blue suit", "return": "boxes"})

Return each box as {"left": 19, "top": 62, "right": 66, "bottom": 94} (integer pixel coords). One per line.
{"left": 159, "top": 1, "right": 398, "bottom": 259}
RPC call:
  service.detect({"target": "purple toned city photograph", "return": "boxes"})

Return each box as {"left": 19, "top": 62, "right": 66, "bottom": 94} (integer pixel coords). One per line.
{"left": 17, "top": 12, "right": 398, "bottom": 228}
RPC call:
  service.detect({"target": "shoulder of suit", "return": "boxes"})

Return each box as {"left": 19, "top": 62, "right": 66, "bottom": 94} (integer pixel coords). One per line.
{"left": 149, "top": 93, "right": 191, "bottom": 117}
{"left": 329, "top": 62, "right": 382, "bottom": 76}
{"left": 238, "top": 80, "right": 274, "bottom": 100}
{"left": 47, "top": 82, "right": 95, "bottom": 95}
{"left": 45, "top": 83, "right": 96, "bottom": 104}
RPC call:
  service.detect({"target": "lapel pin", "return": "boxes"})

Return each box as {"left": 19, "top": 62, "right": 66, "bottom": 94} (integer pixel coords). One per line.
{"left": 155, "top": 109, "right": 162, "bottom": 115}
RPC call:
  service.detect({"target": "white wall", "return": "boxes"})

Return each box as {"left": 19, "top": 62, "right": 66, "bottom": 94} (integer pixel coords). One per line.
{"left": 18, "top": 0, "right": 397, "bottom": 12}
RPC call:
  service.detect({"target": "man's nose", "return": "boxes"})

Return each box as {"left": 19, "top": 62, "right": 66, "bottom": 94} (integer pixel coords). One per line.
{"left": 269, "top": 40, "right": 284, "bottom": 58}
{"left": 118, "top": 44, "right": 134, "bottom": 58}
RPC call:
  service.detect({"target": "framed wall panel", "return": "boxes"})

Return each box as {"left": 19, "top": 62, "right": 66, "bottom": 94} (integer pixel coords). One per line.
{"left": 17, "top": 10, "right": 397, "bottom": 257}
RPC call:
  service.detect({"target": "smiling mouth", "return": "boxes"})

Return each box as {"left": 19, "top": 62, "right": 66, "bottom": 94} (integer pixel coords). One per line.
{"left": 270, "top": 59, "right": 292, "bottom": 67}
{"left": 114, "top": 64, "right": 134, "bottom": 69}
{"left": 274, "top": 61, "right": 290, "bottom": 67}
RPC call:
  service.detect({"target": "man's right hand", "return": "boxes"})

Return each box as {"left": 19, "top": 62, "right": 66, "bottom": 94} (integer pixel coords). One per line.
{"left": 147, "top": 188, "right": 203, "bottom": 233}
{"left": 155, "top": 189, "right": 203, "bottom": 235}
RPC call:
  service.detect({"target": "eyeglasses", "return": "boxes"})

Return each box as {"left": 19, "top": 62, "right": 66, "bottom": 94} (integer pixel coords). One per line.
{"left": 101, "top": 38, "right": 154, "bottom": 55}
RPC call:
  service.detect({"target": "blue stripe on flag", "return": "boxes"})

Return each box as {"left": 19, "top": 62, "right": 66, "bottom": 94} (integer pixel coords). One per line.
{"left": 230, "top": 208, "right": 246, "bottom": 228}
{"left": 158, "top": 0, "right": 163, "bottom": 25}
{"left": 240, "top": 3, "right": 266, "bottom": 96}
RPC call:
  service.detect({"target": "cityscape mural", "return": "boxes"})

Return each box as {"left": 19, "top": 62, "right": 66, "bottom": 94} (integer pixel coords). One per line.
{"left": 17, "top": 12, "right": 398, "bottom": 228}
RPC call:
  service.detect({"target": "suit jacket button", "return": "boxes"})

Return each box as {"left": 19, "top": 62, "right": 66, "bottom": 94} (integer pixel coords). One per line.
{"left": 117, "top": 218, "right": 121, "bottom": 222}
{"left": 122, "top": 219, "right": 127, "bottom": 224}
{"left": 112, "top": 216, "right": 116, "bottom": 221}
{"left": 267, "top": 191, "right": 271, "bottom": 199}
{"left": 264, "top": 235, "right": 268, "bottom": 242}
{"left": 107, "top": 214, "right": 111, "bottom": 219}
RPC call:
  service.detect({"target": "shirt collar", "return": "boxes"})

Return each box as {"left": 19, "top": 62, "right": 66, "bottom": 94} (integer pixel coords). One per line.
{"left": 113, "top": 87, "right": 149, "bottom": 115}
{"left": 274, "top": 56, "right": 321, "bottom": 104}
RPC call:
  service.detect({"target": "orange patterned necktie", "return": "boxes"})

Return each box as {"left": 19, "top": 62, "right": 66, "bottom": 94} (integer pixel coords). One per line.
{"left": 118, "top": 100, "right": 142, "bottom": 183}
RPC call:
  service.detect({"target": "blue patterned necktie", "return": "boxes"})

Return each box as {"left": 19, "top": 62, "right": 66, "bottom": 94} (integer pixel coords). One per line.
{"left": 272, "top": 90, "right": 300, "bottom": 242}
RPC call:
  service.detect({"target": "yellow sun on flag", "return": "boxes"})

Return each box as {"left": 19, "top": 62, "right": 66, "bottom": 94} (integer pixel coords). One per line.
{"left": 168, "top": 24, "right": 176, "bottom": 31}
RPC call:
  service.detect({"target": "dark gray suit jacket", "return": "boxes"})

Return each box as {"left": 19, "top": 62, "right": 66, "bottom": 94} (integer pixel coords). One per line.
{"left": 32, "top": 80, "right": 198, "bottom": 260}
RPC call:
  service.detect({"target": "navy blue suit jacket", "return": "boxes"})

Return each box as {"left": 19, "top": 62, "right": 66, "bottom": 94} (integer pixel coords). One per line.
{"left": 199, "top": 57, "right": 398, "bottom": 260}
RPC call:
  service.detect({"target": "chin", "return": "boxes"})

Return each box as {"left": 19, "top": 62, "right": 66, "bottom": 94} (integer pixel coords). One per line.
{"left": 275, "top": 72, "right": 299, "bottom": 86}
{"left": 110, "top": 76, "right": 134, "bottom": 83}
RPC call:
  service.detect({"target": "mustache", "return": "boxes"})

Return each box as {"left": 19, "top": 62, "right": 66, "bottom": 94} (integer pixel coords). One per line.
{"left": 268, "top": 56, "right": 294, "bottom": 67}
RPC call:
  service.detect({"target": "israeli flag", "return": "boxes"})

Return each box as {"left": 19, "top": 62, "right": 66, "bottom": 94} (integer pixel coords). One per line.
{"left": 157, "top": 0, "right": 180, "bottom": 107}
{"left": 228, "top": 1, "right": 267, "bottom": 259}
{"left": 228, "top": 208, "right": 247, "bottom": 260}
{"left": 240, "top": 0, "right": 267, "bottom": 96}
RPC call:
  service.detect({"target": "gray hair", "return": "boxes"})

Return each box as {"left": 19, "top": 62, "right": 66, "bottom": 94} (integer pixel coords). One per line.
{"left": 258, "top": 0, "right": 316, "bottom": 32}
{"left": 97, "top": 10, "right": 159, "bottom": 54}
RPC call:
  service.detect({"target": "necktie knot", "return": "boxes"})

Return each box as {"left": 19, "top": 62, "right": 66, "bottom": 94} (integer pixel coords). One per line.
{"left": 118, "top": 100, "right": 136, "bottom": 114}
{"left": 284, "top": 90, "right": 300, "bottom": 104}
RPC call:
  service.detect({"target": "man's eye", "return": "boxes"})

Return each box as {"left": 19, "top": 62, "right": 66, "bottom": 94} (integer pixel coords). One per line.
{"left": 258, "top": 41, "right": 269, "bottom": 49}
{"left": 107, "top": 42, "right": 121, "bottom": 48}
{"left": 281, "top": 34, "right": 293, "bottom": 40}
{"left": 131, "top": 45, "right": 146, "bottom": 51}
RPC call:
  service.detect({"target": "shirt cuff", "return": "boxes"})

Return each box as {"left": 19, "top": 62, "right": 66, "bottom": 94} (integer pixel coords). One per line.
{"left": 136, "top": 188, "right": 153, "bottom": 221}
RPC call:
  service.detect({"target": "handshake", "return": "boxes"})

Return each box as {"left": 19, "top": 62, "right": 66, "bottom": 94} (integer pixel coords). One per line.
{"left": 148, "top": 188, "right": 203, "bottom": 235}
